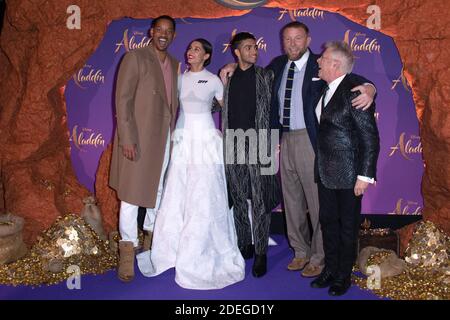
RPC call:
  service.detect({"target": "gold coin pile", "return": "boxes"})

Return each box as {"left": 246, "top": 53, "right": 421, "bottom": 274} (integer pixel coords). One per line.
{"left": 366, "top": 250, "right": 392, "bottom": 267}
{"left": 0, "top": 214, "right": 117, "bottom": 286}
{"left": 354, "top": 221, "right": 450, "bottom": 300}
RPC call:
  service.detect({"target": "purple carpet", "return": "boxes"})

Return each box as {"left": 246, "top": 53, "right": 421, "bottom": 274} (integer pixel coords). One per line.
{"left": 0, "top": 235, "right": 383, "bottom": 300}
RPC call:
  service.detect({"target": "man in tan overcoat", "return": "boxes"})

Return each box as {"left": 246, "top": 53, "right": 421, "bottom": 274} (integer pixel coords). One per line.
{"left": 109, "top": 15, "right": 179, "bottom": 282}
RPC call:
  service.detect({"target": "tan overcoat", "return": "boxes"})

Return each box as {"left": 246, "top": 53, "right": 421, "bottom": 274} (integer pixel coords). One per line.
{"left": 109, "top": 44, "right": 179, "bottom": 208}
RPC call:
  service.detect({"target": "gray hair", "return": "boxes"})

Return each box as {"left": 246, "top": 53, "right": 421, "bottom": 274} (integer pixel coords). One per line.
{"left": 325, "top": 41, "right": 354, "bottom": 73}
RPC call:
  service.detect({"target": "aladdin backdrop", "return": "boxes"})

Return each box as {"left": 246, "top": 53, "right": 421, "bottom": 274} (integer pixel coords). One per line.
{"left": 65, "top": 7, "right": 423, "bottom": 216}
{"left": 3, "top": 0, "right": 449, "bottom": 249}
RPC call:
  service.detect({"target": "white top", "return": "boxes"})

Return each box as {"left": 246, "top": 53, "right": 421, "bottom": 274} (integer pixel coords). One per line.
{"left": 178, "top": 69, "right": 223, "bottom": 114}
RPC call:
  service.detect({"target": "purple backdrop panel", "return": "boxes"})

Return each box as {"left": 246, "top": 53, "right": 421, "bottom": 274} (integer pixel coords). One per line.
{"left": 64, "top": 7, "right": 423, "bottom": 215}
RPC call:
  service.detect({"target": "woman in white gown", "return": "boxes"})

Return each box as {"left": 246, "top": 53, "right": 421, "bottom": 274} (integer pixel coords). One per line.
{"left": 136, "top": 38, "right": 245, "bottom": 289}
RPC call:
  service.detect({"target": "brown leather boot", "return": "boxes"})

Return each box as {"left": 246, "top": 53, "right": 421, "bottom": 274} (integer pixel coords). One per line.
{"left": 142, "top": 231, "right": 153, "bottom": 252}
{"left": 118, "top": 241, "right": 135, "bottom": 282}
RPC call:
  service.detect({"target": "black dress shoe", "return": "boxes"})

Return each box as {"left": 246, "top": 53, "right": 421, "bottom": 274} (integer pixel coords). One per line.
{"left": 328, "top": 277, "right": 351, "bottom": 296}
{"left": 310, "top": 269, "right": 335, "bottom": 288}
{"left": 239, "top": 244, "right": 254, "bottom": 260}
{"left": 252, "top": 254, "right": 267, "bottom": 278}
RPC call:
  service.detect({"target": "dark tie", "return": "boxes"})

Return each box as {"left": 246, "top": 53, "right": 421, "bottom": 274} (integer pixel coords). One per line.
{"left": 282, "top": 62, "right": 296, "bottom": 131}
{"left": 321, "top": 84, "right": 329, "bottom": 117}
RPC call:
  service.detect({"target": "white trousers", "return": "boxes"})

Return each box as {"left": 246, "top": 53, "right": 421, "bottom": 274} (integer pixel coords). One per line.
{"left": 119, "top": 130, "right": 171, "bottom": 247}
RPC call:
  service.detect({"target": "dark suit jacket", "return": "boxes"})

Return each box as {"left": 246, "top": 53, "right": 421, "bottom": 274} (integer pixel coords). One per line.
{"left": 314, "top": 74, "right": 380, "bottom": 189}
{"left": 266, "top": 49, "right": 374, "bottom": 153}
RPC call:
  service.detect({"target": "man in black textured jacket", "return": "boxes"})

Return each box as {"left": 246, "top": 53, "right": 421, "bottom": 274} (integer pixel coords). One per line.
{"left": 310, "top": 41, "right": 380, "bottom": 296}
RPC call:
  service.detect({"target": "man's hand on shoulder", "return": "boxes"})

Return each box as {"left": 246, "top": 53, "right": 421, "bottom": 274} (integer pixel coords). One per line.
{"left": 219, "top": 63, "right": 238, "bottom": 85}
{"left": 351, "top": 83, "right": 376, "bottom": 110}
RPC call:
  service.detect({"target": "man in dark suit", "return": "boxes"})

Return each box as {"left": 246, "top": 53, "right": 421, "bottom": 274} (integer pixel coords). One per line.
{"left": 310, "top": 41, "right": 380, "bottom": 296}
{"left": 265, "top": 22, "right": 376, "bottom": 278}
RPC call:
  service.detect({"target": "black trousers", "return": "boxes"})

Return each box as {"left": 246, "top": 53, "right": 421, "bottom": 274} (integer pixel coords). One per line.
{"left": 318, "top": 179, "right": 362, "bottom": 279}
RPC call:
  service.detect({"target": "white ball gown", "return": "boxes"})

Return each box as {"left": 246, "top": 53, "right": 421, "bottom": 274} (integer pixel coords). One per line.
{"left": 136, "top": 69, "right": 245, "bottom": 290}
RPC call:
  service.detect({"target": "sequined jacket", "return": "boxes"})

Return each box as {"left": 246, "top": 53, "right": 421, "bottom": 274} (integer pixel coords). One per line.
{"left": 315, "top": 74, "right": 380, "bottom": 189}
